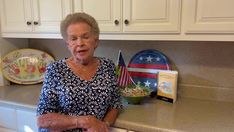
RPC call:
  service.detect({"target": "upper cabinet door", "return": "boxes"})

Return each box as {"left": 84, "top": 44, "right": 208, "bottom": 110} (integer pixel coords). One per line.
{"left": 32, "top": 0, "right": 72, "bottom": 33}
{"left": 0, "top": 0, "right": 32, "bottom": 32}
{"left": 183, "top": 0, "right": 234, "bottom": 33}
{"left": 123, "top": 0, "right": 181, "bottom": 33}
{"left": 73, "top": 0, "right": 121, "bottom": 32}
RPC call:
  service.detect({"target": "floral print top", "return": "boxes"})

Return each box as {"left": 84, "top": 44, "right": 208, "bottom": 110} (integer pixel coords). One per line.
{"left": 36, "top": 57, "right": 122, "bottom": 132}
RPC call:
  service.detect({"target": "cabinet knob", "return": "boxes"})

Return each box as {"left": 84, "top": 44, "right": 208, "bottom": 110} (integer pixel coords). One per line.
{"left": 26, "top": 21, "right": 32, "bottom": 25}
{"left": 114, "top": 20, "right": 119, "bottom": 25}
{"left": 124, "top": 19, "right": 129, "bottom": 25}
{"left": 34, "top": 21, "right": 39, "bottom": 25}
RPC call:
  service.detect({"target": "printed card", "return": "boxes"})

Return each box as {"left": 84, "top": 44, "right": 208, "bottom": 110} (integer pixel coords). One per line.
{"left": 157, "top": 70, "right": 178, "bottom": 103}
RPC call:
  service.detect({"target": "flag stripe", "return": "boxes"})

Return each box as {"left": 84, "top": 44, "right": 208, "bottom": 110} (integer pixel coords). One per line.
{"left": 118, "top": 66, "right": 132, "bottom": 87}
{"left": 117, "top": 51, "right": 134, "bottom": 87}
{"left": 129, "top": 71, "right": 157, "bottom": 78}
{"left": 128, "top": 63, "right": 169, "bottom": 69}
{"left": 128, "top": 67, "right": 169, "bottom": 74}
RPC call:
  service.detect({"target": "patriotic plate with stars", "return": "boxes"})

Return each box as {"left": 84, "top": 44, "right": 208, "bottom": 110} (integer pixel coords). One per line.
{"left": 128, "top": 49, "right": 171, "bottom": 93}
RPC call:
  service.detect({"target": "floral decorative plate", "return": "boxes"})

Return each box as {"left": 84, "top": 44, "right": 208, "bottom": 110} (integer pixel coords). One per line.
{"left": 127, "top": 49, "right": 171, "bottom": 92}
{"left": 1, "top": 48, "right": 55, "bottom": 84}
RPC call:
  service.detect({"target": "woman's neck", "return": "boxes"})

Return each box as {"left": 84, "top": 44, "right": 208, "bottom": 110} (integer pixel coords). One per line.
{"left": 69, "top": 57, "right": 96, "bottom": 67}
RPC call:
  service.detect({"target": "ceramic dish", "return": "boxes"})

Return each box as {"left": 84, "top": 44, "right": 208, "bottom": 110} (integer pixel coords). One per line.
{"left": 127, "top": 49, "right": 171, "bottom": 92}
{"left": 1, "top": 48, "right": 54, "bottom": 84}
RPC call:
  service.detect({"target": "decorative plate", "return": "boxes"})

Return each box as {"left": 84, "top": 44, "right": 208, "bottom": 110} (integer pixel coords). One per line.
{"left": 1, "top": 48, "right": 55, "bottom": 84}
{"left": 128, "top": 49, "right": 171, "bottom": 92}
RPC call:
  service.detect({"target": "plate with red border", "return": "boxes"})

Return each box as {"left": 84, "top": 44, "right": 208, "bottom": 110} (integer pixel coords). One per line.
{"left": 128, "top": 49, "right": 171, "bottom": 92}
{"left": 1, "top": 48, "right": 55, "bottom": 84}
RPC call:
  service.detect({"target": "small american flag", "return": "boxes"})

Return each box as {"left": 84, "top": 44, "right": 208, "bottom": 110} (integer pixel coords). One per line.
{"left": 116, "top": 51, "right": 134, "bottom": 88}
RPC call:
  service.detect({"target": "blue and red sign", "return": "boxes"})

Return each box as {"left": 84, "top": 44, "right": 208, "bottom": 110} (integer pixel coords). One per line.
{"left": 128, "top": 49, "right": 171, "bottom": 91}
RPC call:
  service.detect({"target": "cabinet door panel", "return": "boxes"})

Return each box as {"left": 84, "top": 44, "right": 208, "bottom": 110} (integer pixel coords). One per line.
{"left": 16, "top": 110, "right": 37, "bottom": 132}
{"left": 0, "top": 107, "right": 17, "bottom": 130}
{"left": 0, "top": 0, "right": 32, "bottom": 32}
{"left": 73, "top": 0, "right": 121, "bottom": 32}
{"left": 183, "top": 0, "right": 234, "bottom": 33}
{"left": 33, "top": 0, "right": 72, "bottom": 33}
{"left": 123, "top": 0, "right": 181, "bottom": 33}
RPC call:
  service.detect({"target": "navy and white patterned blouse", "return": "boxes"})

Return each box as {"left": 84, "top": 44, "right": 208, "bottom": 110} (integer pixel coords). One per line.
{"left": 36, "top": 57, "right": 122, "bottom": 132}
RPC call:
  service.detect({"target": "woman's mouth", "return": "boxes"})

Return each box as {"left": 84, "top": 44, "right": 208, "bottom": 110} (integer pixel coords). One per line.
{"left": 76, "top": 49, "right": 88, "bottom": 56}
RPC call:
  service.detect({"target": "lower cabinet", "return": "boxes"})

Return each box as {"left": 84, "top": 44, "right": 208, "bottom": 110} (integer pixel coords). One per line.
{"left": 0, "top": 106, "right": 37, "bottom": 132}
{"left": 1, "top": 106, "right": 133, "bottom": 132}
{"left": 16, "top": 110, "right": 37, "bottom": 132}
{"left": 0, "top": 106, "right": 17, "bottom": 131}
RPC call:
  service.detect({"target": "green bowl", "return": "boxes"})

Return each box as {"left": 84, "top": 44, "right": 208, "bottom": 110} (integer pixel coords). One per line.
{"left": 120, "top": 84, "right": 152, "bottom": 104}
{"left": 122, "top": 95, "right": 147, "bottom": 105}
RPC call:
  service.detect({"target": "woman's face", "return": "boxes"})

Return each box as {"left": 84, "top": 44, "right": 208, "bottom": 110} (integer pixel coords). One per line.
{"left": 66, "top": 22, "right": 98, "bottom": 64}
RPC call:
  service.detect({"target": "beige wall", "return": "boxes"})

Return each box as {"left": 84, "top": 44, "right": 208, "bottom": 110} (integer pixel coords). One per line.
{"left": 29, "top": 39, "right": 234, "bottom": 102}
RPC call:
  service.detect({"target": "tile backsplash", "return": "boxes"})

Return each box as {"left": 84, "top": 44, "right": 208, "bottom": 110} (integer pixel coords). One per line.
{"left": 29, "top": 39, "right": 234, "bottom": 102}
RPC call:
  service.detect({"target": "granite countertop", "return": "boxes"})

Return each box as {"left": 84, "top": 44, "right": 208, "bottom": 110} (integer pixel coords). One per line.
{"left": 0, "top": 85, "right": 234, "bottom": 132}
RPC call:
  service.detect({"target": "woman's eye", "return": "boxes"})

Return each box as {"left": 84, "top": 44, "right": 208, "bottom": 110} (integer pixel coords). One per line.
{"left": 71, "top": 37, "right": 77, "bottom": 41}
{"left": 82, "top": 36, "right": 89, "bottom": 39}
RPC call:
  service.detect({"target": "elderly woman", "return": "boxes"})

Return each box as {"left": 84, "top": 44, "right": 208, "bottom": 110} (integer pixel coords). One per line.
{"left": 36, "top": 12, "right": 122, "bottom": 132}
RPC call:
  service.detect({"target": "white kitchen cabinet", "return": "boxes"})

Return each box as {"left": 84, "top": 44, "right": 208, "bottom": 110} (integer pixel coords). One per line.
{"left": 0, "top": 0, "right": 72, "bottom": 38}
{"left": 1, "top": 0, "right": 234, "bottom": 41}
{"left": 0, "top": 106, "right": 17, "bottom": 131}
{"left": 16, "top": 109, "right": 37, "bottom": 132}
{"left": 183, "top": 0, "right": 234, "bottom": 34}
{"left": 73, "top": 0, "right": 121, "bottom": 32}
{"left": 123, "top": 0, "right": 181, "bottom": 33}
{"left": 73, "top": 0, "right": 181, "bottom": 33}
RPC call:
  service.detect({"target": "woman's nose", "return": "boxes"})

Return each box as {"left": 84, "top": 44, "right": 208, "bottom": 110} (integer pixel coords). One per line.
{"left": 75, "top": 37, "right": 85, "bottom": 46}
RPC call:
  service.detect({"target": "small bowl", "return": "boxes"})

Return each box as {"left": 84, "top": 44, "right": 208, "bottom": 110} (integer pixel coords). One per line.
{"left": 122, "top": 95, "right": 148, "bottom": 104}
{"left": 120, "top": 85, "right": 151, "bottom": 104}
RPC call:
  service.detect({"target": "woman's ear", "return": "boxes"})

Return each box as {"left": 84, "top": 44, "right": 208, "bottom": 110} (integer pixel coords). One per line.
{"left": 94, "top": 38, "right": 99, "bottom": 49}
{"left": 66, "top": 40, "right": 70, "bottom": 47}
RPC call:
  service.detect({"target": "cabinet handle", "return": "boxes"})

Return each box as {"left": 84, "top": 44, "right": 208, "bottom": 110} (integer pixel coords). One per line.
{"left": 26, "top": 21, "right": 32, "bottom": 25}
{"left": 114, "top": 20, "right": 119, "bottom": 25}
{"left": 124, "top": 19, "right": 129, "bottom": 25}
{"left": 34, "top": 21, "right": 39, "bottom": 25}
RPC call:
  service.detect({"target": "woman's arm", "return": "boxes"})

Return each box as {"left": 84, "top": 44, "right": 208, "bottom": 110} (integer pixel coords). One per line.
{"left": 37, "top": 113, "right": 110, "bottom": 132}
{"left": 103, "top": 108, "right": 119, "bottom": 126}
{"left": 37, "top": 113, "right": 78, "bottom": 131}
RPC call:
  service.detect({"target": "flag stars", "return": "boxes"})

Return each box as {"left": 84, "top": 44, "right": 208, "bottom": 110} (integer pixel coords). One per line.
{"left": 139, "top": 57, "right": 143, "bottom": 61}
{"left": 154, "top": 83, "right": 157, "bottom": 87}
{"left": 144, "top": 80, "right": 151, "bottom": 87}
{"left": 156, "top": 57, "right": 161, "bottom": 62}
{"left": 146, "top": 56, "right": 153, "bottom": 62}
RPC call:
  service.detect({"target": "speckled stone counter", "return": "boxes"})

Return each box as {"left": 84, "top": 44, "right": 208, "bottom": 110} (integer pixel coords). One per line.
{"left": 1, "top": 85, "right": 234, "bottom": 132}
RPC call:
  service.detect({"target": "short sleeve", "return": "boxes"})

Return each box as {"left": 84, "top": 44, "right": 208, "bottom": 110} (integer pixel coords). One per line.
{"left": 36, "top": 64, "right": 59, "bottom": 115}
{"left": 108, "top": 61, "right": 123, "bottom": 110}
